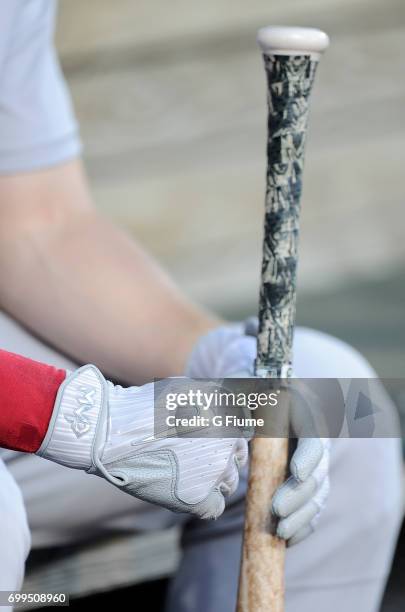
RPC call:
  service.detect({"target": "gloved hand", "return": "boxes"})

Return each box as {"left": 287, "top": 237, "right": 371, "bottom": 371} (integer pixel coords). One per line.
{"left": 37, "top": 365, "right": 247, "bottom": 519}
{"left": 186, "top": 322, "right": 330, "bottom": 546}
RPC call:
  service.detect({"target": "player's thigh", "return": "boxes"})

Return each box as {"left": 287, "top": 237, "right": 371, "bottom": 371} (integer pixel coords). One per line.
{"left": 287, "top": 581, "right": 385, "bottom": 612}
{"left": 0, "top": 459, "right": 30, "bottom": 591}
{"left": 289, "top": 327, "right": 403, "bottom": 607}
{"left": 285, "top": 437, "right": 403, "bottom": 612}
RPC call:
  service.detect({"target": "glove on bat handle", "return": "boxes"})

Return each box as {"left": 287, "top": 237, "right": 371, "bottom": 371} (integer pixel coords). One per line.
{"left": 237, "top": 26, "right": 329, "bottom": 612}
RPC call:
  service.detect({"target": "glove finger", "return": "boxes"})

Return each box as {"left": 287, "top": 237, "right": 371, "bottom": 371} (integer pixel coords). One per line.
{"left": 272, "top": 475, "right": 317, "bottom": 518}
{"left": 287, "top": 524, "right": 314, "bottom": 547}
{"left": 234, "top": 438, "right": 249, "bottom": 468}
{"left": 276, "top": 500, "right": 318, "bottom": 541}
{"left": 312, "top": 477, "right": 330, "bottom": 518}
{"left": 285, "top": 477, "right": 330, "bottom": 546}
{"left": 290, "top": 437, "right": 323, "bottom": 483}
{"left": 312, "top": 441, "right": 330, "bottom": 487}
{"left": 196, "top": 489, "right": 226, "bottom": 520}
{"left": 218, "top": 455, "right": 240, "bottom": 498}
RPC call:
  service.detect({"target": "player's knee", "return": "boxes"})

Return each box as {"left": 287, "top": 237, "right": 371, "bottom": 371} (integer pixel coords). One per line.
{"left": 293, "top": 327, "right": 376, "bottom": 378}
{"left": 0, "top": 461, "right": 31, "bottom": 589}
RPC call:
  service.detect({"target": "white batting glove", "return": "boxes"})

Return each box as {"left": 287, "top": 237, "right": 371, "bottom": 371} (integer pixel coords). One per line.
{"left": 186, "top": 322, "right": 330, "bottom": 546}
{"left": 37, "top": 365, "right": 247, "bottom": 520}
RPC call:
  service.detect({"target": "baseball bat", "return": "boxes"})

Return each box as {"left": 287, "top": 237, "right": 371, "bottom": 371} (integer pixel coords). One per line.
{"left": 237, "top": 26, "right": 329, "bottom": 612}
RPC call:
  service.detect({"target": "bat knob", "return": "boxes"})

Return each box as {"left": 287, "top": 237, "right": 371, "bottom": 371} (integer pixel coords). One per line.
{"left": 257, "top": 26, "right": 329, "bottom": 59}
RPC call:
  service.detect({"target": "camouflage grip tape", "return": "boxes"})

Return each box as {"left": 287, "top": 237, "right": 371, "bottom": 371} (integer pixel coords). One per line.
{"left": 255, "top": 27, "right": 329, "bottom": 378}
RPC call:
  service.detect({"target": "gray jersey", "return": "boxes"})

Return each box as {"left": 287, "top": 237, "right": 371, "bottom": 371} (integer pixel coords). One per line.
{"left": 0, "top": 0, "right": 80, "bottom": 174}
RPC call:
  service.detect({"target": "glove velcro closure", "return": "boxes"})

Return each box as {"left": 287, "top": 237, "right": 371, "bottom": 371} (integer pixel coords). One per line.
{"left": 37, "top": 364, "right": 107, "bottom": 471}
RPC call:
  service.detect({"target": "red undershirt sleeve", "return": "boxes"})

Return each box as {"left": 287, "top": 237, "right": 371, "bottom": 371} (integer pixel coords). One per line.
{"left": 0, "top": 349, "right": 67, "bottom": 453}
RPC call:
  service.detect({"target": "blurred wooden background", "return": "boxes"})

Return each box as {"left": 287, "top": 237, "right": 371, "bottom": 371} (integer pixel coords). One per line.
{"left": 56, "top": 0, "right": 405, "bottom": 375}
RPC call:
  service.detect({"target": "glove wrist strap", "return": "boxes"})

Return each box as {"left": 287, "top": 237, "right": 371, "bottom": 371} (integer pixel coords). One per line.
{"left": 37, "top": 364, "right": 107, "bottom": 470}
